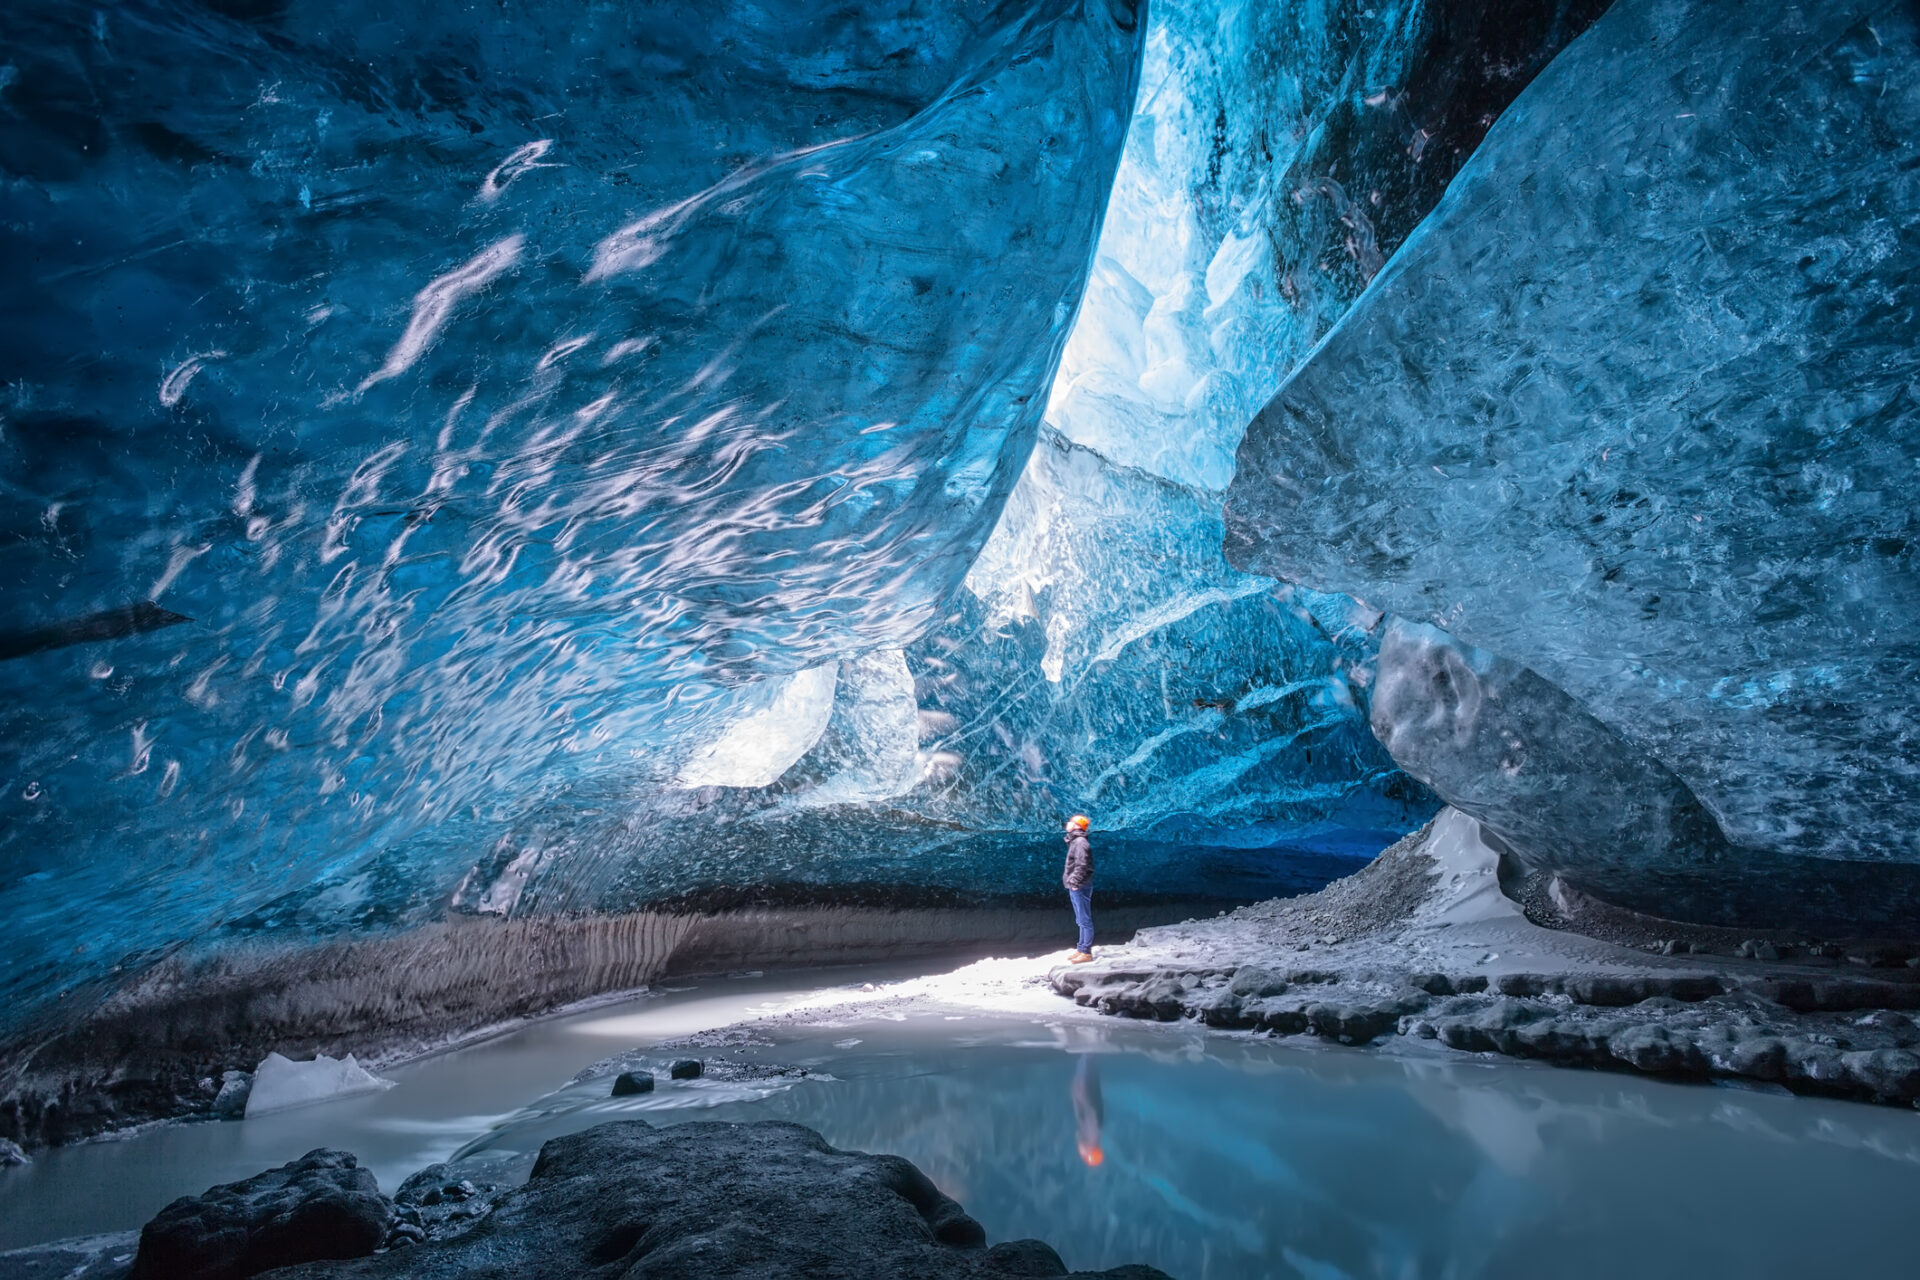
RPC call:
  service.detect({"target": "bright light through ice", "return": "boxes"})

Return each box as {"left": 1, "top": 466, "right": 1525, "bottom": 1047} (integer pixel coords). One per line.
{"left": 677, "top": 664, "right": 838, "bottom": 789}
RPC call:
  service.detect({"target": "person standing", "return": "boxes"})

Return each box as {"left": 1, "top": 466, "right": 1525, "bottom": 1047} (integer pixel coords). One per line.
{"left": 1063, "top": 814, "right": 1095, "bottom": 962}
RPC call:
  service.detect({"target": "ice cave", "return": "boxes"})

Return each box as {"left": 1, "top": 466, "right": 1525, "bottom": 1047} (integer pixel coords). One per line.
{"left": 2, "top": 0, "right": 1918, "bottom": 1275}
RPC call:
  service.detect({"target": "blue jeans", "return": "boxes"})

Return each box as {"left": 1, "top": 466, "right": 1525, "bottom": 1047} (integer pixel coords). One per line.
{"left": 1068, "top": 887, "right": 1095, "bottom": 953}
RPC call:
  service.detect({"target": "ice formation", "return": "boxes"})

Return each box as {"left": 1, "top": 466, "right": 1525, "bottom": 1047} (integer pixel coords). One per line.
{"left": 1370, "top": 620, "right": 1920, "bottom": 931}
{"left": 845, "top": 0, "right": 1610, "bottom": 881}
{"left": 1228, "top": 0, "right": 1920, "bottom": 924}
{"left": 0, "top": 0, "right": 1142, "bottom": 1027}
{"left": 13, "top": 0, "right": 1883, "bottom": 1069}
{"left": 271, "top": 0, "right": 1633, "bottom": 930}
{"left": 243, "top": 1052, "right": 394, "bottom": 1119}
{"left": 1043, "top": 0, "right": 1609, "bottom": 490}
{"left": 1368, "top": 620, "right": 1739, "bottom": 885}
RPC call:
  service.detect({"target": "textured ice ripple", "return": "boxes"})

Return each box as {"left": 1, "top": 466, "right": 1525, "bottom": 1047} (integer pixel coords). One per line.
{"left": 1227, "top": 0, "right": 1920, "bottom": 921}
{"left": 0, "top": 0, "right": 1143, "bottom": 1028}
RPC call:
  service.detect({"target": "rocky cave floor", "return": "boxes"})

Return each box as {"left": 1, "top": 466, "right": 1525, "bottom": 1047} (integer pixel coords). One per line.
{"left": 1049, "top": 809, "right": 1920, "bottom": 1108}
{"left": 10, "top": 807, "right": 1920, "bottom": 1277}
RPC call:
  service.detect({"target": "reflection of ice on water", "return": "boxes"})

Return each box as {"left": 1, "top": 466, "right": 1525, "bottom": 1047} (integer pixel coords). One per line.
{"left": 431, "top": 1010, "right": 1920, "bottom": 1279}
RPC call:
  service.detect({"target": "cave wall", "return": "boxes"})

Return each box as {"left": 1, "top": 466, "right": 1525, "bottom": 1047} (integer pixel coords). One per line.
{"left": 0, "top": 0, "right": 1146, "bottom": 1029}
{"left": 0, "top": 0, "right": 1637, "bottom": 1050}
{"left": 1227, "top": 0, "right": 1920, "bottom": 929}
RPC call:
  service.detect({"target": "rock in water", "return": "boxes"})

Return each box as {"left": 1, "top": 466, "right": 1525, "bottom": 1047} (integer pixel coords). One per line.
{"left": 1226, "top": 0, "right": 1920, "bottom": 928}
{"left": 263, "top": 1120, "right": 1166, "bottom": 1279}
{"left": 0, "top": 1232, "right": 139, "bottom": 1280}
{"left": 610, "top": 1071, "right": 653, "bottom": 1096}
{"left": 391, "top": 1158, "right": 517, "bottom": 1247}
{"left": 213, "top": 1070, "right": 253, "bottom": 1120}
{"left": 129, "top": 1149, "right": 392, "bottom": 1280}
{"left": 667, "top": 1059, "right": 703, "bottom": 1080}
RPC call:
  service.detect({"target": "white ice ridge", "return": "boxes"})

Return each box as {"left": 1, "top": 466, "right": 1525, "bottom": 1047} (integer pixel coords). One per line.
{"left": 244, "top": 1051, "right": 396, "bottom": 1118}
{"left": 358, "top": 235, "right": 525, "bottom": 391}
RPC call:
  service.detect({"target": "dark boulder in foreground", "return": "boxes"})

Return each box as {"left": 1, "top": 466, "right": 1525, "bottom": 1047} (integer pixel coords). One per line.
{"left": 129, "top": 1149, "right": 391, "bottom": 1280}
{"left": 260, "top": 1120, "right": 1166, "bottom": 1279}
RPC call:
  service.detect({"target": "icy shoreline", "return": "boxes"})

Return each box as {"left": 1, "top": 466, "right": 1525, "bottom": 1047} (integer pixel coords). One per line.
{"left": 0, "top": 896, "right": 1225, "bottom": 1151}
{"left": 1049, "top": 811, "right": 1920, "bottom": 1107}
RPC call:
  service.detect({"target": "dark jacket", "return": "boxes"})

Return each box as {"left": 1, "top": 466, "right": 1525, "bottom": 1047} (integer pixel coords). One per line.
{"left": 1062, "top": 830, "right": 1093, "bottom": 890}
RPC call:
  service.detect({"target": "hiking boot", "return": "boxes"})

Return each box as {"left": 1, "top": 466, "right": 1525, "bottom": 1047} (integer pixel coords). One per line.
{"left": 1069, "top": 950, "right": 1094, "bottom": 963}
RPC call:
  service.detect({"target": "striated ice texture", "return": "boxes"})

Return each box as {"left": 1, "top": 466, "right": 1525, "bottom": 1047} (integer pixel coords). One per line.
{"left": 1228, "top": 0, "right": 1920, "bottom": 926}
{"left": 0, "top": 0, "right": 1143, "bottom": 1026}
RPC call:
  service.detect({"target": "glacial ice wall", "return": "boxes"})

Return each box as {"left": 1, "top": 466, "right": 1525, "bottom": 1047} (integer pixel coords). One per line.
{"left": 1227, "top": 0, "right": 1920, "bottom": 926}
{"left": 1043, "top": 0, "right": 1610, "bottom": 491}
{"left": 0, "top": 0, "right": 1642, "bottom": 1045}
{"left": 416, "top": 0, "right": 1629, "bottom": 927}
{"left": 1370, "top": 620, "right": 1920, "bottom": 931}
{"left": 863, "top": 0, "right": 1611, "bottom": 879}
{"left": 0, "top": 0, "right": 1143, "bottom": 1024}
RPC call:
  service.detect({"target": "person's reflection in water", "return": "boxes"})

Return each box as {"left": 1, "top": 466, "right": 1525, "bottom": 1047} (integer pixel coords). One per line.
{"left": 1071, "top": 1054, "right": 1104, "bottom": 1167}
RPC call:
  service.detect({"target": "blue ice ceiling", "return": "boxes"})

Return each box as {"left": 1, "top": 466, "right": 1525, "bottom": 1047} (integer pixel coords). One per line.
{"left": 2, "top": 0, "right": 1666, "bottom": 1034}
{"left": 1, "top": 0, "right": 1144, "bottom": 1021}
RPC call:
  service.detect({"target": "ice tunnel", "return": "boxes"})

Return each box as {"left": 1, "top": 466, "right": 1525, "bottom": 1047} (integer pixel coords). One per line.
{"left": 2, "top": 0, "right": 1606, "bottom": 1050}
{"left": 4, "top": 0, "right": 1920, "bottom": 1213}
{"left": 1, "top": 0, "right": 1153, "bottom": 1031}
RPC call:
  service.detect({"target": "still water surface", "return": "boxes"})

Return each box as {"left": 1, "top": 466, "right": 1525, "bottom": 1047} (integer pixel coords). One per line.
{"left": 4, "top": 964, "right": 1918, "bottom": 1279}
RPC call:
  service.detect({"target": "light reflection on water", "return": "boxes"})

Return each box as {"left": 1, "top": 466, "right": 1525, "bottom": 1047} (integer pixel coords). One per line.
{"left": 456, "top": 1016, "right": 1920, "bottom": 1279}
{"left": 5, "top": 970, "right": 1920, "bottom": 1279}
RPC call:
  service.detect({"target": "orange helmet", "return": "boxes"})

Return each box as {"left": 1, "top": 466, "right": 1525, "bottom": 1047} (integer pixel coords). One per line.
{"left": 1068, "top": 814, "right": 1091, "bottom": 830}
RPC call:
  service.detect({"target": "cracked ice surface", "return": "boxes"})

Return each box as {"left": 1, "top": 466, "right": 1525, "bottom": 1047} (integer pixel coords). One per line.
{"left": 1227, "top": 0, "right": 1920, "bottom": 918}
{"left": 0, "top": 0, "right": 1143, "bottom": 1027}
